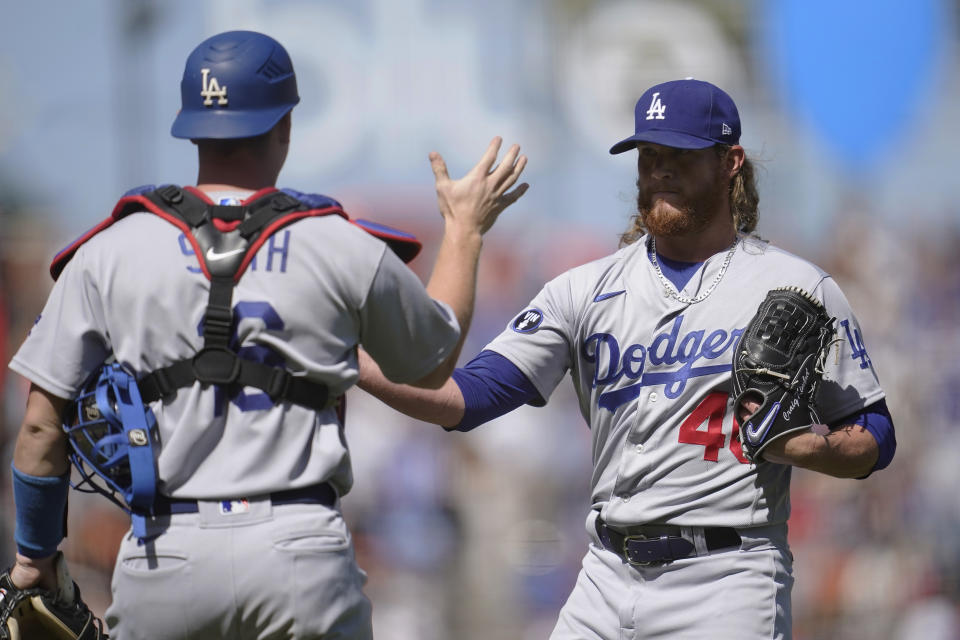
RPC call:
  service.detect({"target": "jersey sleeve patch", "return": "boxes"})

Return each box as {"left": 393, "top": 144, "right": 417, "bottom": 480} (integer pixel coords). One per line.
{"left": 511, "top": 308, "right": 544, "bottom": 333}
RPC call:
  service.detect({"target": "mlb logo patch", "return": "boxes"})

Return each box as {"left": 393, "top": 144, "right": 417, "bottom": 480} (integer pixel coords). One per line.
{"left": 219, "top": 499, "right": 250, "bottom": 515}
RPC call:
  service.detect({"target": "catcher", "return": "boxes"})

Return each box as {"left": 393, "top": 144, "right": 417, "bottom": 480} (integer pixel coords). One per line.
{"left": 4, "top": 30, "right": 526, "bottom": 639}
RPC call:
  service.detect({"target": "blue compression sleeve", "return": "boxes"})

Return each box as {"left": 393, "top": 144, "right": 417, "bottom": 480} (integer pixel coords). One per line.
{"left": 830, "top": 399, "right": 896, "bottom": 474}
{"left": 11, "top": 463, "right": 69, "bottom": 558}
{"left": 451, "top": 350, "right": 544, "bottom": 432}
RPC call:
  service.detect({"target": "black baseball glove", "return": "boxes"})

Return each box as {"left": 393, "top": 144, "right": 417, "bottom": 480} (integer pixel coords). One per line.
{"left": 0, "top": 552, "right": 107, "bottom": 639}
{"left": 733, "top": 286, "right": 836, "bottom": 462}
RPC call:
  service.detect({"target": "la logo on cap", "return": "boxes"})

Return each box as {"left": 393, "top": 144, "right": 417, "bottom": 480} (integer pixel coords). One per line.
{"left": 200, "top": 68, "right": 228, "bottom": 107}
{"left": 645, "top": 92, "right": 666, "bottom": 121}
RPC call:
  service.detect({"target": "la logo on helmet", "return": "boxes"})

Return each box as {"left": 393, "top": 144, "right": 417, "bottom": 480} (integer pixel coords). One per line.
{"left": 200, "top": 68, "right": 228, "bottom": 107}
{"left": 645, "top": 92, "right": 666, "bottom": 120}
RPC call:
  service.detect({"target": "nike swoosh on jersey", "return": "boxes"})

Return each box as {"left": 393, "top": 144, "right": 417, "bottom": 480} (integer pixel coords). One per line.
{"left": 593, "top": 290, "right": 626, "bottom": 303}
{"left": 744, "top": 401, "right": 781, "bottom": 444}
{"left": 206, "top": 247, "right": 246, "bottom": 261}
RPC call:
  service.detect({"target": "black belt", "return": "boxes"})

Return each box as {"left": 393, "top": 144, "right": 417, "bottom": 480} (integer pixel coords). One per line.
{"left": 139, "top": 482, "right": 338, "bottom": 516}
{"left": 595, "top": 517, "right": 741, "bottom": 567}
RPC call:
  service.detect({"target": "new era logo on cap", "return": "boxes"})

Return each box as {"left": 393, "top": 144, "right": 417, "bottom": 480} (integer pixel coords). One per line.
{"left": 610, "top": 78, "right": 741, "bottom": 154}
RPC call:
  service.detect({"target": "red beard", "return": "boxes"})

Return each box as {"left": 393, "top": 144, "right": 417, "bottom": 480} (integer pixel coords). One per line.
{"left": 639, "top": 197, "right": 708, "bottom": 236}
{"left": 635, "top": 174, "right": 728, "bottom": 237}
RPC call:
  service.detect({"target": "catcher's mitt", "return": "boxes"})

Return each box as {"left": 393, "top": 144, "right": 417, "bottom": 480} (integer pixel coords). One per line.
{"left": 0, "top": 552, "right": 107, "bottom": 639}
{"left": 733, "top": 286, "right": 836, "bottom": 462}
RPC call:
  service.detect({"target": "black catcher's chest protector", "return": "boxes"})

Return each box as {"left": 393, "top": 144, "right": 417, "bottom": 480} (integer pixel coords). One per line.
{"left": 50, "top": 184, "right": 422, "bottom": 414}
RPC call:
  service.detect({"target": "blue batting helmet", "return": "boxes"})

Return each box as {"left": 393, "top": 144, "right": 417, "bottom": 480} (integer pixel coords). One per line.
{"left": 63, "top": 362, "right": 159, "bottom": 513}
{"left": 171, "top": 30, "right": 300, "bottom": 140}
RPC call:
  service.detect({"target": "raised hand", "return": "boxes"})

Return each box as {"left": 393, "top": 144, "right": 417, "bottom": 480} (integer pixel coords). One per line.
{"left": 429, "top": 136, "right": 528, "bottom": 236}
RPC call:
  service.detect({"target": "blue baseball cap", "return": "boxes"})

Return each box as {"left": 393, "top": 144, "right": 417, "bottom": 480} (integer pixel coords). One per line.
{"left": 171, "top": 31, "right": 300, "bottom": 140}
{"left": 609, "top": 79, "right": 741, "bottom": 154}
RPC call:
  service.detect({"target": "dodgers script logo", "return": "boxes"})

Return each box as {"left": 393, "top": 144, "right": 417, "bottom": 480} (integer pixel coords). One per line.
{"left": 583, "top": 315, "right": 744, "bottom": 411}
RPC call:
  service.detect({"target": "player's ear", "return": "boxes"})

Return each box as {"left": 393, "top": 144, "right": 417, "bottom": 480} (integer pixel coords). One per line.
{"left": 724, "top": 145, "right": 745, "bottom": 178}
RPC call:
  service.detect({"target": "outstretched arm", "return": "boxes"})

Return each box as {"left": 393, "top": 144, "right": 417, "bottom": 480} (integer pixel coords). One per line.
{"left": 413, "top": 137, "right": 528, "bottom": 388}
{"left": 358, "top": 349, "right": 465, "bottom": 427}
{"left": 359, "top": 348, "right": 543, "bottom": 431}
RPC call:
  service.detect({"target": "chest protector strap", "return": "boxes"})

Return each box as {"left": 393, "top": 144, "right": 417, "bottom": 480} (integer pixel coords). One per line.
{"left": 143, "top": 185, "right": 342, "bottom": 411}
{"left": 52, "top": 184, "right": 422, "bottom": 413}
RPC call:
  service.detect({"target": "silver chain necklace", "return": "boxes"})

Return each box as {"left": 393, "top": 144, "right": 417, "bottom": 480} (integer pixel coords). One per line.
{"left": 649, "top": 236, "right": 739, "bottom": 304}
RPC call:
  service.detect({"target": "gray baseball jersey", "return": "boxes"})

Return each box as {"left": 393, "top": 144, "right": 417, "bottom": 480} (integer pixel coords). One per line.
{"left": 10, "top": 190, "right": 460, "bottom": 501}
{"left": 485, "top": 233, "right": 884, "bottom": 529}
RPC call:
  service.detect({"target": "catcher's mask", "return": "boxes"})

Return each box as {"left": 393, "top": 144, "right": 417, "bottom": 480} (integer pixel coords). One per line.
{"left": 63, "top": 362, "right": 158, "bottom": 514}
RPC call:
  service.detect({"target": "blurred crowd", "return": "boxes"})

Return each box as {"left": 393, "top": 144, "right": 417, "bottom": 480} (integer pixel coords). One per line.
{"left": 1, "top": 192, "right": 957, "bottom": 640}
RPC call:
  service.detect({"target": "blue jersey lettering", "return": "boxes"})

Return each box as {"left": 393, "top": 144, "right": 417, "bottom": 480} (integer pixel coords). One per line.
{"left": 582, "top": 314, "right": 744, "bottom": 411}
{"left": 840, "top": 318, "right": 871, "bottom": 369}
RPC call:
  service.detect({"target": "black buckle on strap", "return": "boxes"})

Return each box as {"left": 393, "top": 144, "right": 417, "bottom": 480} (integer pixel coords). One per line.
{"left": 192, "top": 348, "right": 240, "bottom": 385}
{"left": 155, "top": 184, "right": 184, "bottom": 205}
{"left": 147, "top": 367, "right": 175, "bottom": 399}
{"left": 269, "top": 192, "right": 301, "bottom": 212}
{"left": 266, "top": 368, "right": 292, "bottom": 401}
{"left": 202, "top": 306, "right": 234, "bottom": 342}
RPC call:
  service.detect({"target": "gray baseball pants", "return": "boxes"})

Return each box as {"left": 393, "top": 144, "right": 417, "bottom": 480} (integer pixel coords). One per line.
{"left": 105, "top": 499, "right": 372, "bottom": 639}
{"left": 550, "top": 514, "right": 793, "bottom": 639}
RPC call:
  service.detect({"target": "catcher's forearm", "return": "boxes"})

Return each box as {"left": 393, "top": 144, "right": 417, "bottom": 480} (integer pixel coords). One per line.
{"left": 357, "top": 348, "right": 466, "bottom": 428}
{"left": 762, "top": 424, "right": 879, "bottom": 478}
{"left": 11, "top": 387, "right": 71, "bottom": 570}
{"left": 13, "top": 385, "right": 71, "bottom": 477}
{"left": 421, "top": 223, "right": 484, "bottom": 384}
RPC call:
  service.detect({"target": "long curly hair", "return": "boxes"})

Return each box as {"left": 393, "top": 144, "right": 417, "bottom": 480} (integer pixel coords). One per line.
{"left": 619, "top": 145, "right": 759, "bottom": 247}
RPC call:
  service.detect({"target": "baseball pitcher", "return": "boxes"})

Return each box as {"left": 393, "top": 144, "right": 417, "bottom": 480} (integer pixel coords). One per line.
{"left": 357, "top": 79, "right": 896, "bottom": 639}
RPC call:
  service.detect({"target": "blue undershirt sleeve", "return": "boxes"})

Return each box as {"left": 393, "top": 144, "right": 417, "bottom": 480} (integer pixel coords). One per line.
{"left": 829, "top": 398, "right": 896, "bottom": 476}
{"left": 450, "top": 350, "right": 545, "bottom": 432}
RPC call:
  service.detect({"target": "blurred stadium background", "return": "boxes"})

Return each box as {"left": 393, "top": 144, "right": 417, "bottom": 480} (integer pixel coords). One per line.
{"left": 2, "top": 0, "right": 959, "bottom": 638}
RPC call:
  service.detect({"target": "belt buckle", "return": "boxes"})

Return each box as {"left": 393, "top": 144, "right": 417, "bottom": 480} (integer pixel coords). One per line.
{"left": 622, "top": 532, "right": 664, "bottom": 567}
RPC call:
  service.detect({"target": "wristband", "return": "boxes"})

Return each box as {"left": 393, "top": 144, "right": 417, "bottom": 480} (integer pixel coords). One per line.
{"left": 12, "top": 463, "right": 69, "bottom": 558}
